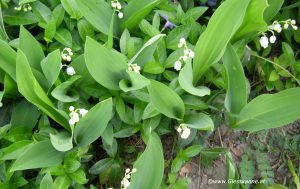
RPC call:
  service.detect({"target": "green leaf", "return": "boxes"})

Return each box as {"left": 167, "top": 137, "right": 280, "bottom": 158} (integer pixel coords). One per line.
{"left": 50, "top": 132, "right": 73, "bottom": 152}
{"left": 264, "top": 0, "right": 284, "bottom": 22}
{"left": 128, "top": 34, "right": 165, "bottom": 67}
{"left": 234, "top": 88, "right": 300, "bottom": 132}
{"left": 129, "top": 133, "right": 164, "bottom": 189}
{"left": 16, "top": 50, "right": 69, "bottom": 129}
{"left": 53, "top": 176, "right": 71, "bottom": 189}
{"left": 0, "top": 5, "right": 9, "bottom": 41}
{"left": 119, "top": 71, "right": 150, "bottom": 92}
{"left": 121, "top": 0, "right": 161, "bottom": 31}
{"left": 0, "top": 140, "right": 32, "bottom": 160}
{"left": 181, "top": 7, "right": 208, "bottom": 24}
{"left": 74, "top": 0, "right": 114, "bottom": 35}
{"left": 179, "top": 61, "right": 210, "bottom": 97}
{"left": 223, "top": 44, "right": 247, "bottom": 115}
{"left": 77, "top": 19, "right": 95, "bottom": 41}
{"left": 11, "top": 100, "right": 40, "bottom": 129}
{"left": 193, "top": 0, "right": 250, "bottom": 82}
{"left": 40, "top": 173, "right": 54, "bottom": 189}
{"left": 44, "top": 17, "right": 57, "bottom": 43}
{"left": 0, "top": 40, "right": 16, "bottom": 80}
{"left": 41, "top": 49, "right": 62, "bottom": 87}
{"left": 61, "top": 0, "right": 82, "bottom": 20}
{"left": 269, "top": 70, "right": 280, "bottom": 81}
{"left": 3, "top": 11, "right": 39, "bottom": 25}
{"left": 89, "top": 158, "right": 114, "bottom": 175}
{"left": 183, "top": 145, "right": 202, "bottom": 158}
{"left": 148, "top": 80, "right": 185, "bottom": 120}
{"left": 184, "top": 113, "right": 214, "bottom": 131}
{"left": 85, "top": 37, "right": 127, "bottom": 90}
{"left": 143, "top": 61, "right": 164, "bottom": 74}
{"left": 74, "top": 98, "right": 113, "bottom": 147}
{"left": 166, "top": 25, "right": 191, "bottom": 50}
{"left": 68, "top": 168, "right": 88, "bottom": 184}
{"left": 11, "top": 140, "right": 64, "bottom": 171}
{"left": 54, "top": 28, "right": 72, "bottom": 47}
{"left": 19, "top": 26, "right": 45, "bottom": 71}
{"left": 233, "top": 0, "right": 268, "bottom": 41}
{"left": 51, "top": 76, "right": 81, "bottom": 102}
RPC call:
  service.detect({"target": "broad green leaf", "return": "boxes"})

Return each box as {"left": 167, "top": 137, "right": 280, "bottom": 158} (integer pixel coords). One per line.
{"left": 0, "top": 40, "right": 16, "bottom": 80}
{"left": 179, "top": 61, "right": 210, "bottom": 97}
{"left": 115, "top": 97, "right": 134, "bottom": 124}
{"left": 68, "top": 168, "right": 88, "bottom": 184}
{"left": 148, "top": 80, "right": 185, "bottom": 120}
{"left": 85, "top": 37, "right": 127, "bottom": 90}
{"left": 16, "top": 50, "right": 69, "bottom": 129}
{"left": 129, "top": 133, "right": 164, "bottom": 189}
{"left": 53, "top": 176, "right": 71, "bottom": 189}
{"left": 183, "top": 145, "right": 202, "bottom": 158}
{"left": 184, "top": 113, "right": 214, "bottom": 131}
{"left": 51, "top": 76, "right": 81, "bottom": 103}
{"left": 11, "top": 100, "right": 40, "bottom": 129}
{"left": 44, "top": 16, "right": 57, "bottom": 43}
{"left": 3, "top": 11, "right": 39, "bottom": 25}
{"left": 139, "top": 19, "right": 160, "bottom": 37}
{"left": 233, "top": 0, "right": 268, "bottom": 41}
{"left": 77, "top": 19, "right": 95, "bottom": 41}
{"left": 74, "top": 0, "right": 114, "bottom": 35}
{"left": 122, "top": 0, "right": 161, "bottom": 31}
{"left": 19, "top": 26, "right": 45, "bottom": 71}
{"left": 264, "top": 0, "right": 284, "bottom": 22}
{"left": 40, "top": 173, "right": 54, "bottom": 189}
{"left": 143, "top": 61, "right": 164, "bottom": 74}
{"left": 223, "top": 44, "right": 247, "bottom": 115}
{"left": 61, "top": 0, "right": 82, "bottom": 20}
{"left": 50, "top": 132, "right": 73, "bottom": 152}
{"left": 41, "top": 49, "right": 62, "bottom": 87}
{"left": 128, "top": 34, "right": 165, "bottom": 67}
{"left": 119, "top": 71, "right": 150, "bottom": 92}
{"left": 234, "top": 88, "right": 300, "bottom": 132}
{"left": 19, "top": 0, "right": 37, "bottom": 4}
{"left": 54, "top": 28, "right": 72, "bottom": 47}
{"left": 11, "top": 140, "right": 64, "bottom": 171}
{"left": 181, "top": 7, "right": 208, "bottom": 24}
{"left": 74, "top": 98, "right": 113, "bottom": 147}
{"left": 0, "top": 140, "right": 32, "bottom": 160}
{"left": 193, "top": 0, "right": 250, "bottom": 82}
{"left": 0, "top": 5, "right": 9, "bottom": 41}
{"left": 89, "top": 158, "right": 114, "bottom": 175}
{"left": 31, "top": 1, "right": 51, "bottom": 24}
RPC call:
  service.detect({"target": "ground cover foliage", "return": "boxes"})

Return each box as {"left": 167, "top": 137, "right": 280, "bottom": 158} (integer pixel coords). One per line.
{"left": 0, "top": 0, "right": 300, "bottom": 188}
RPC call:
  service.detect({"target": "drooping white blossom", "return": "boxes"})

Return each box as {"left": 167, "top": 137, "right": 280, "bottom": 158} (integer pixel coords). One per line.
{"left": 66, "top": 66, "right": 76, "bottom": 76}
{"left": 259, "top": 35, "right": 269, "bottom": 49}
{"left": 174, "top": 61, "right": 182, "bottom": 71}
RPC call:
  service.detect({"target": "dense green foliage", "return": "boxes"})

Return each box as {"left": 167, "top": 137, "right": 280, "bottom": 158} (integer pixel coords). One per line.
{"left": 0, "top": 0, "right": 300, "bottom": 188}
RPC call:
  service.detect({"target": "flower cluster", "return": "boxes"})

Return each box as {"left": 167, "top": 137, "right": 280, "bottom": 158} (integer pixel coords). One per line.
{"left": 260, "top": 19, "right": 298, "bottom": 49}
{"left": 174, "top": 38, "right": 195, "bottom": 71}
{"left": 68, "top": 106, "right": 88, "bottom": 125}
{"left": 121, "top": 168, "right": 137, "bottom": 189}
{"left": 61, "top": 48, "right": 73, "bottom": 62}
{"left": 0, "top": 101, "right": 3, "bottom": 108}
{"left": 111, "top": 0, "right": 123, "bottom": 19}
{"left": 127, "top": 63, "right": 141, "bottom": 74}
{"left": 176, "top": 124, "right": 191, "bottom": 139}
{"left": 60, "top": 48, "right": 76, "bottom": 75}
{"left": 14, "top": 3, "right": 32, "bottom": 12}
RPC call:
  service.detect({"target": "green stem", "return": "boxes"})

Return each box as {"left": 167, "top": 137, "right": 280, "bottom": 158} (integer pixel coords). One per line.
{"left": 251, "top": 52, "right": 300, "bottom": 86}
